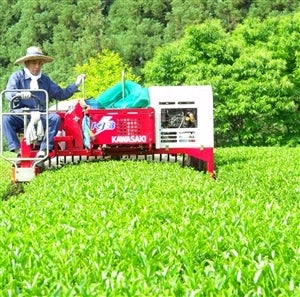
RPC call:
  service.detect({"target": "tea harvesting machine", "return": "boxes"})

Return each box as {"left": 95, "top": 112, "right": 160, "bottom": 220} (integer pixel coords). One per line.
{"left": 0, "top": 85, "right": 215, "bottom": 183}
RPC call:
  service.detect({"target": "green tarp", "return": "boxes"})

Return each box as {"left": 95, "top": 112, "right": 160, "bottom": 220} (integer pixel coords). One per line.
{"left": 85, "top": 80, "right": 150, "bottom": 109}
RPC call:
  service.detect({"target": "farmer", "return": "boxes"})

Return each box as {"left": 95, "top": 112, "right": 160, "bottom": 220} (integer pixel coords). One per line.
{"left": 2, "top": 46, "right": 85, "bottom": 168}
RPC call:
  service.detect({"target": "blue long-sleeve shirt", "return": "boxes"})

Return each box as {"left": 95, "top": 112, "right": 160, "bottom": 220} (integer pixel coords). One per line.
{"left": 6, "top": 69, "right": 78, "bottom": 111}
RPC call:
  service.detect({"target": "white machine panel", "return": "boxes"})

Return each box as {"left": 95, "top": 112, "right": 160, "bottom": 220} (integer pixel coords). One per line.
{"left": 148, "top": 86, "right": 214, "bottom": 149}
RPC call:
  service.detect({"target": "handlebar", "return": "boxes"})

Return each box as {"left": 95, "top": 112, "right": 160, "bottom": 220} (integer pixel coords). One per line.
{"left": 10, "top": 93, "right": 41, "bottom": 110}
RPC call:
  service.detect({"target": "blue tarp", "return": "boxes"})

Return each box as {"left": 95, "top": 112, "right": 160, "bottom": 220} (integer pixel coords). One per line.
{"left": 85, "top": 80, "right": 150, "bottom": 109}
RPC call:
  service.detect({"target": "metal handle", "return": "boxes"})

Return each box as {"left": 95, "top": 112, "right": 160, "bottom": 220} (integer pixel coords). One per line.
{"left": 10, "top": 93, "right": 41, "bottom": 110}
{"left": 82, "top": 76, "right": 85, "bottom": 99}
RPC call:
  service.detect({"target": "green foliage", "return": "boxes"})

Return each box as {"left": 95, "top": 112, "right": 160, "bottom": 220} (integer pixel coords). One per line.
{"left": 1, "top": 0, "right": 300, "bottom": 88}
{"left": 1, "top": 1, "right": 300, "bottom": 146}
{"left": 143, "top": 16, "right": 300, "bottom": 146}
{"left": 248, "top": 0, "right": 300, "bottom": 18}
{"left": 0, "top": 154, "right": 13, "bottom": 198}
{"left": 103, "top": 0, "right": 168, "bottom": 71}
{"left": 75, "top": 49, "right": 140, "bottom": 98}
{"left": 165, "top": 0, "right": 248, "bottom": 41}
{"left": 0, "top": 147, "right": 300, "bottom": 295}
{"left": 0, "top": 0, "right": 104, "bottom": 88}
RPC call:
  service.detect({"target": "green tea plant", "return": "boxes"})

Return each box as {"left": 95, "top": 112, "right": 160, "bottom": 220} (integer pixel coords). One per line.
{"left": 0, "top": 153, "right": 15, "bottom": 200}
{"left": 0, "top": 147, "right": 299, "bottom": 296}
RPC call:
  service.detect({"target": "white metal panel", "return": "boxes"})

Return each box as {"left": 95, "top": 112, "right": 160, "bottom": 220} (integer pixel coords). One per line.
{"left": 15, "top": 168, "right": 36, "bottom": 182}
{"left": 148, "top": 86, "right": 214, "bottom": 149}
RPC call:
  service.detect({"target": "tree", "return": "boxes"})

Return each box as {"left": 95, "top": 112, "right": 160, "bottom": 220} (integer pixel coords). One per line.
{"left": 0, "top": 0, "right": 299, "bottom": 147}
{"left": 248, "top": 0, "right": 300, "bottom": 18}
{"left": 143, "top": 16, "right": 300, "bottom": 146}
{"left": 1, "top": 0, "right": 300, "bottom": 89}
{"left": 103, "top": 0, "right": 171, "bottom": 72}
{"left": 164, "top": 0, "right": 251, "bottom": 42}
{"left": 0, "top": 0, "right": 104, "bottom": 88}
{"left": 75, "top": 49, "right": 140, "bottom": 99}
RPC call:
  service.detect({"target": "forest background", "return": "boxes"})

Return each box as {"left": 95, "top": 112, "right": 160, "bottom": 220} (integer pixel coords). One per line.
{"left": 0, "top": 0, "right": 299, "bottom": 147}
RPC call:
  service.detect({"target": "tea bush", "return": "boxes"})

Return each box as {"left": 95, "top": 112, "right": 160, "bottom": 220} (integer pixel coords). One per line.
{"left": 0, "top": 147, "right": 299, "bottom": 296}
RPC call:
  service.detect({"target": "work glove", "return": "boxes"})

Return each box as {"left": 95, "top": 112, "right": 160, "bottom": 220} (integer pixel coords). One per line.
{"left": 18, "top": 91, "right": 31, "bottom": 99}
{"left": 75, "top": 74, "right": 86, "bottom": 87}
{"left": 30, "top": 111, "right": 41, "bottom": 124}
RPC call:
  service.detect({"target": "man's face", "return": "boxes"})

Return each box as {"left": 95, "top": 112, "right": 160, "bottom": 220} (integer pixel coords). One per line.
{"left": 26, "top": 59, "right": 44, "bottom": 75}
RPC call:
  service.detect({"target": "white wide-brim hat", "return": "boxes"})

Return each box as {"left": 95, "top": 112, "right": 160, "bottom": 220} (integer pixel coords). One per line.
{"left": 14, "top": 46, "right": 54, "bottom": 65}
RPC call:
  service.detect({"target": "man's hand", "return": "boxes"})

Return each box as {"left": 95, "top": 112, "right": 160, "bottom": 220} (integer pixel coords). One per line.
{"left": 75, "top": 74, "right": 86, "bottom": 87}
{"left": 18, "top": 91, "right": 31, "bottom": 99}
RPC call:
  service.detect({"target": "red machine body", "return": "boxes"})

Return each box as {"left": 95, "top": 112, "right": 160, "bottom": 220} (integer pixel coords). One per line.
{"left": 52, "top": 106, "right": 156, "bottom": 157}
{"left": 88, "top": 108, "right": 155, "bottom": 147}
{"left": 1, "top": 86, "right": 215, "bottom": 182}
{"left": 49, "top": 98, "right": 214, "bottom": 175}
